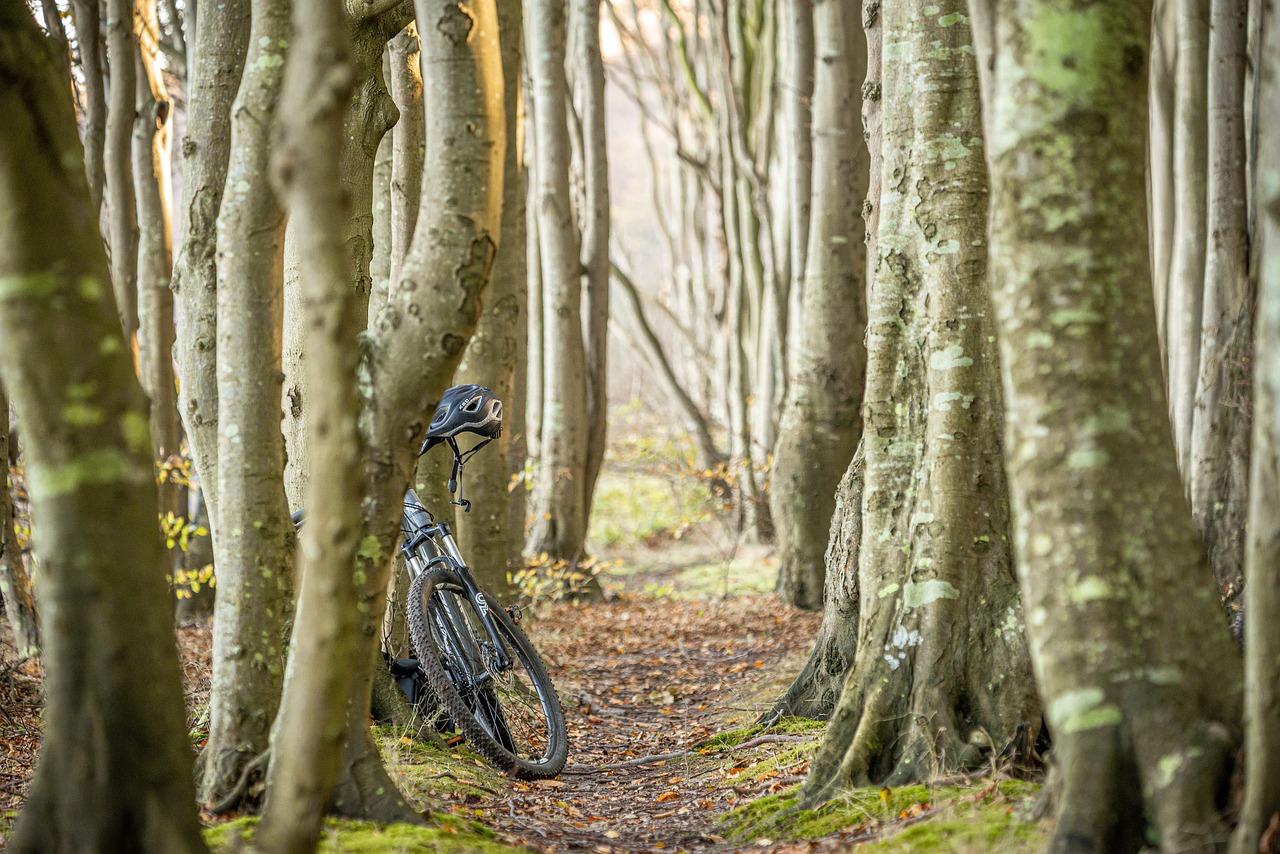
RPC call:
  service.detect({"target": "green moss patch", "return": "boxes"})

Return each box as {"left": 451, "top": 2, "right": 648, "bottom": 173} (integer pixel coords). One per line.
{"left": 697, "top": 716, "right": 826, "bottom": 751}
{"left": 719, "top": 779, "right": 1048, "bottom": 852}
{"left": 203, "top": 815, "right": 515, "bottom": 853}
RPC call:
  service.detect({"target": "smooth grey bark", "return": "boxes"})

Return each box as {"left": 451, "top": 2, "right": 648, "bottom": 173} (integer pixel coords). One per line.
{"left": 764, "top": 442, "right": 863, "bottom": 723}
{"left": 70, "top": 0, "right": 107, "bottom": 215}
{"left": 1167, "top": 0, "right": 1210, "bottom": 477}
{"left": 573, "top": 0, "right": 611, "bottom": 514}
{"left": 771, "top": 0, "right": 867, "bottom": 612}
{"left": 524, "top": 74, "right": 543, "bottom": 465}
{"left": 388, "top": 23, "right": 422, "bottom": 288}
{"left": 782, "top": 0, "right": 814, "bottom": 367}
{"left": 455, "top": 0, "right": 525, "bottom": 597}
{"left": 986, "top": 2, "right": 1243, "bottom": 850}
{"left": 256, "top": 0, "right": 362, "bottom": 847}
{"left": 370, "top": 123, "right": 392, "bottom": 320}
{"left": 342, "top": 14, "right": 405, "bottom": 321}
{"left": 1150, "top": 0, "right": 1177, "bottom": 355}
{"left": 0, "top": 11, "right": 207, "bottom": 850}
{"left": 1231, "top": 7, "right": 1280, "bottom": 851}
{"left": 132, "top": 0, "right": 181, "bottom": 526}
{"left": 525, "top": 0, "right": 590, "bottom": 561}
{"left": 105, "top": 0, "right": 139, "bottom": 339}
{"left": 199, "top": 0, "right": 294, "bottom": 810}
{"left": 1189, "top": 0, "right": 1251, "bottom": 597}
{"left": 172, "top": 0, "right": 251, "bottom": 534}
{"left": 331, "top": 0, "right": 504, "bottom": 822}
{"left": 802, "top": 0, "right": 1037, "bottom": 804}
{"left": 280, "top": 5, "right": 407, "bottom": 510}
{"left": 769, "top": 0, "right": 884, "bottom": 722}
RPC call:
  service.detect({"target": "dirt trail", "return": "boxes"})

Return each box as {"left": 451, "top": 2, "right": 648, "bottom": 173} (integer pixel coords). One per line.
{"left": 471, "top": 594, "right": 823, "bottom": 852}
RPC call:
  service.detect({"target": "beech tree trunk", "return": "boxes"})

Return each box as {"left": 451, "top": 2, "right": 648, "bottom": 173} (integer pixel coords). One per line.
{"left": 388, "top": 23, "right": 422, "bottom": 289}
{"left": 1149, "top": 0, "right": 1177, "bottom": 354}
{"left": 105, "top": 0, "right": 139, "bottom": 339}
{"left": 455, "top": 0, "right": 525, "bottom": 596}
{"left": 280, "top": 5, "right": 407, "bottom": 510}
{"left": 985, "top": 3, "right": 1243, "bottom": 850}
{"left": 172, "top": 0, "right": 251, "bottom": 529}
{"left": 1167, "top": 0, "right": 1210, "bottom": 476}
{"left": 333, "top": 0, "right": 504, "bottom": 821}
{"left": 764, "top": 441, "right": 863, "bottom": 722}
{"left": 770, "top": 0, "right": 867, "bottom": 612}
{"left": 199, "top": 0, "right": 295, "bottom": 809}
{"left": 782, "top": 0, "right": 814, "bottom": 367}
{"left": 574, "top": 0, "right": 611, "bottom": 512}
{"left": 256, "top": 0, "right": 363, "bottom": 847}
{"left": 1189, "top": 0, "right": 1251, "bottom": 598}
{"left": 801, "top": 0, "right": 1038, "bottom": 804}
{"left": 1231, "top": 8, "right": 1280, "bottom": 851}
{"left": 0, "top": 11, "right": 207, "bottom": 851}
{"left": 70, "top": 0, "right": 107, "bottom": 215}
{"left": 525, "top": 0, "right": 590, "bottom": 561}
{"left": 131, "top": 0, "right": 182, "bottom": 525}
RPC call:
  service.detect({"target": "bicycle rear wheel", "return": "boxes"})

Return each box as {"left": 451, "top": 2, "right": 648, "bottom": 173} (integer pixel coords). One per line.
{"left": 407, "top": 566, "right": 568, "bottom": 779}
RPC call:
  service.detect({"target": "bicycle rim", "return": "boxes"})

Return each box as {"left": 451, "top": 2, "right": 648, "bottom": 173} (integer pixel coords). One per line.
{"left": 408, "top": 568, "right": 567, "bottom": 778}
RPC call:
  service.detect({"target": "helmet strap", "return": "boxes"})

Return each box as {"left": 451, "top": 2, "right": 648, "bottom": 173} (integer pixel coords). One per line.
{"left": 445, "top": 436, "right": 494, "bottom": 513}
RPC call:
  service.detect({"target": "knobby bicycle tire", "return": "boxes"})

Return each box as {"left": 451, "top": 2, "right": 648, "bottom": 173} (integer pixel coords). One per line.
{"left": 407, "top": 566, "right": 568, "bottom": 779}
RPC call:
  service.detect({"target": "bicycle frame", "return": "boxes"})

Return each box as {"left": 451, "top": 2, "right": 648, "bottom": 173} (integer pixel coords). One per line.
{"left": 399, "top": 487, "right": 512, "bottom": 674}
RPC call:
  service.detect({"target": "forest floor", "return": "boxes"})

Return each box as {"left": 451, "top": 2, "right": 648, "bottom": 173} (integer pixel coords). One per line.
{"left": 0, "top": 545, "right": 1048, "bottom": 853}
{"left": 0, "top": 421, "right": 1050, "bottom": 851}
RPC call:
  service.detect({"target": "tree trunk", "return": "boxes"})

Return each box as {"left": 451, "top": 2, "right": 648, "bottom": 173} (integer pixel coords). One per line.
{"left": 771, "top": 0, "right": 867, "bottom": 612}
{"left": 525, "top": 0, "right": 590, "bottom": 561}
{"left": 199, "top": 0, "right": 295, "bottom": 809}
{"left": 764, "top": 441, "right": 863, "bottom": 722}
{"left": 0, "top": 381, "right": 39, "bottom": 657}
{"left": 71, "top": 0, "right": 107, "bottom": 215}
{"left": 105, "top": 0, "right": 139, "bottom": 340}
{"left": 1231, "top": 7, "right": 1280, "bottom": 851}
{"left": 455, "top": 0, "right": 525, "bottom": 596}
{"left": 782, "top": 0, "right": 814, "bottom": 369}
{"left": 985, "top": 3, "right": 1243, "bottom": 850}
{"left": 256, "top": 0, "right": 363, "bottom": 847}
{"left": 132, "top": 0, "right": 182, "bottom": 527}
{"left": 343, "top": 15, "right": 404, "bottom": 322}
{"left": 574, "top": 0, "right": 611, "bottom": 513}
{"left": 370, "top": 122, "right": 392, "bottom": 318}
{"left": 388, "top": 23, "right": 422, "bottom": 288}
{"left": 172, "top": 0, "right": 251, "bottom": 539}
{"left": 802, "top": 0, "right": 1038, "bottom": 804}
{"left": 1189, "top": 0, "right": 1251, "bottom": 598}
{"left": 1167, "top": 0, "right": 1210, "bottom": 477}
{"left": 279, "top": 7, "right": 407, "bottom": 510}
{"left": 1149, "top": 0, "right": 1177, "bottom": 357}
{"left": 335, "top": 0, "right": 504, "bottom": 821}
{"left": 0, "top": 12, "right": 207, "bottom": 851}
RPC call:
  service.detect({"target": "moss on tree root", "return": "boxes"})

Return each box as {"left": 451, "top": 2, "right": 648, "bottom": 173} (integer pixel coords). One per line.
{"left": 719, "top": 779, "right": 1048, "bottom": 852}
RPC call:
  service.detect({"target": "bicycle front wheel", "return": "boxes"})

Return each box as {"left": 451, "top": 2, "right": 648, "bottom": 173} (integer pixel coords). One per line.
{"left": 407, "top": 567, "right": 568, "bottom": 779}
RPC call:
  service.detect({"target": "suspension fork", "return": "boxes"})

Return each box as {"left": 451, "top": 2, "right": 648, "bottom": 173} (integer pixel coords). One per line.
{"left": 403, "top": 489, "right": 512, "bottom": 672}
{"left": 433, "top": 524, "right": 513, "bottom": 673}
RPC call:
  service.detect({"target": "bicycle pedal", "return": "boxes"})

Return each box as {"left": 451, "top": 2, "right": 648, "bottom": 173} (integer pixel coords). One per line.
{"left": 506, "top": 605, "right": 523, "bottom": 624}
{"left": 445, "top": 734, "right": 466, "bottom": 747}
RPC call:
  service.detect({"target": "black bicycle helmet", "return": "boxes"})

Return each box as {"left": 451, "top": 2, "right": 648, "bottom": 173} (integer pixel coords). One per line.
{"left": 420, "top": 384, "right": 503, "bottom": 453}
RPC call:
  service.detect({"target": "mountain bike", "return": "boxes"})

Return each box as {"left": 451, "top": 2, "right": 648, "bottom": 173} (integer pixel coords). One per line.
{"left": 296, "top": 387, "right": 568, "bottom": 780}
